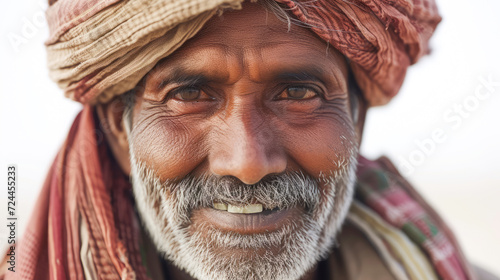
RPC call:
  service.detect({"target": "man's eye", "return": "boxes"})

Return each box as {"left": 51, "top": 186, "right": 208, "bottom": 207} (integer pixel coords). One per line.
{"left": 171, "top": 87, "right": 211, "bottom": 101}
{"left": 278, "top": 86, "right": 319, "bottom": 100}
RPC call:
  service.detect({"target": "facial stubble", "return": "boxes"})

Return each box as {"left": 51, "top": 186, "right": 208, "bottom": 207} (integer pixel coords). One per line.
{"left": 126, "top": 123, "right": 358, "bottom": 280}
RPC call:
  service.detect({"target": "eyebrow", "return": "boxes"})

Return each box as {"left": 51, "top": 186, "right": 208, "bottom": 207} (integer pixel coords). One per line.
{"left": 274, "top": 68, "right": 328, "bottom": 85}
{"left": 155, "top": 65, "right": 337, "bottom": 90}
{"left": 157, "top": 70, "right": 209, "bottom": 90}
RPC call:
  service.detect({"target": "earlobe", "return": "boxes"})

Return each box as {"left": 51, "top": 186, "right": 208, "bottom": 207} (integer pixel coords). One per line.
{"left": 96, "top": 98, "right": 132, "bottom": 175}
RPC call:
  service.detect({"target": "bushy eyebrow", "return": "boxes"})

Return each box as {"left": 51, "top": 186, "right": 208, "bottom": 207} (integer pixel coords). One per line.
{"left": 274, "top": 68, "right": 327, "bottom": 85}
{"left": 153, "top": 59, "right": 342, "bottom": 93}
{"left": 157, "top": 71, "right": 209, "bottom": 90}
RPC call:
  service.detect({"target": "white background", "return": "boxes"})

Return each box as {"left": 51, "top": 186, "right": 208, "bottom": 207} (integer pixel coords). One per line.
{"left": 1, "top": 0, "right": 499, "bottom": 276}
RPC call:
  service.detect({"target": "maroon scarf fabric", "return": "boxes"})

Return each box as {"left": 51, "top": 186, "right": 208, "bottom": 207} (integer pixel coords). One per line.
{"left": 0, "top": 107, "right": 475, "bottom": 280}
{"left": 1, "top": 107, "right": 149, "bottom": 280}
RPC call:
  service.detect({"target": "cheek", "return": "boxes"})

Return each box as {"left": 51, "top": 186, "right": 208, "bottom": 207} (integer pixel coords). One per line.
{"left": 280, "top": 114, "right": 356, "bottom": 178}
{"left": 131, "top": 101, "right": 357, "bottom": 182}
{"left": 131, "top": 107, "right": 208, "bottom": 181}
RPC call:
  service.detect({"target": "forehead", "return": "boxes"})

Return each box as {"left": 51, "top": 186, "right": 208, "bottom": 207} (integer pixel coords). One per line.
{"left": 144, "top": 2, "right": 347, "bottom": 93}
{"left": 196, "top": 3, "right": 326, "bottom": 49}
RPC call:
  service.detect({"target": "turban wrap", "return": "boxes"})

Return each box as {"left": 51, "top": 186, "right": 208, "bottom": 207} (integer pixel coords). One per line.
{"left": 1, "top": 2, "right": 478, "bottom": 279}
{"left": 45, "top": 0, "right": 441, "bottom": 106}
{"left": 1, "top": 1, "right": 477, "bottom": 280}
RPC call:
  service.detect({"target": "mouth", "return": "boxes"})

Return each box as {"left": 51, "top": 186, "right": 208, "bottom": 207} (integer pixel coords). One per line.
{"left": 213, "top": 202, "right": 268, "bottom": 213}
{"left": 191, "top": 202, "right": 303, "bottom": 234}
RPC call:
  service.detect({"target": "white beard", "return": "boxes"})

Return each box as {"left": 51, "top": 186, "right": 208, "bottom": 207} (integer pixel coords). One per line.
{"left": 128, "top": 132, "right": 358, "bottom": 280}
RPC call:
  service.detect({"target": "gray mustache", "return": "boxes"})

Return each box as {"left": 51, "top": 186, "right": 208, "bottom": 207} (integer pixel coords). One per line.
{"left": 167, "top": 171, "right": 322, "bottom": 212}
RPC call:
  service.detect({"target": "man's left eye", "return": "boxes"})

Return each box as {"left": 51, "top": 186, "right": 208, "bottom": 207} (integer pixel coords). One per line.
{"left": 277, "top": 86, "right": 319, "bottom": 100}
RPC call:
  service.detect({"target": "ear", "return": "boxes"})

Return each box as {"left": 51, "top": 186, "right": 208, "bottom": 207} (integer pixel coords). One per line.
{"left": 95, "top": 98, "right": 132, "bottom": 175}
{"left": 348, "top": 73, "right": 368, "bottom": 147}
{"left": 354, "top": 93, "right": 368, "bottom": 146}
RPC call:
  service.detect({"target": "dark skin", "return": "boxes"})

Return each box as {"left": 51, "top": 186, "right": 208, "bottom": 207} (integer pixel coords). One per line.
{"left": 98, "top": 2, "right": 367, "bottom": 279}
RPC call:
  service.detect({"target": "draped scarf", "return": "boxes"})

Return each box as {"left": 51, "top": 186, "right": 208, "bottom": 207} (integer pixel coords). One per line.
{"left": 0, "top": 106, "right": 476, "bottom": 280}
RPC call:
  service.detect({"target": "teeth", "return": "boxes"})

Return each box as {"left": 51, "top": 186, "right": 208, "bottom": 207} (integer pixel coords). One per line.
{"left": 213, "top": 202, "right": 228, "bottom": 211}
{"left": 227, "top": 204, "right": 263, "bottom": 214}
{"left": 212, "top": 202, "right": 263, "bottom": 214}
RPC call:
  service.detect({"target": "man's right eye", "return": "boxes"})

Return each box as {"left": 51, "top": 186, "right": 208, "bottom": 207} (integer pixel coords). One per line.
{"left": 170, "top": 87, "right": 213, "bottom": 102}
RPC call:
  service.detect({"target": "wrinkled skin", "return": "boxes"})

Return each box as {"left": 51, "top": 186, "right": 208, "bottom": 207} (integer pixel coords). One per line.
{"left": 102, "top": 2, "right": 364, "bottom": 280}
{"left": 131, "top": 7, "right": 354, "bottom": 184}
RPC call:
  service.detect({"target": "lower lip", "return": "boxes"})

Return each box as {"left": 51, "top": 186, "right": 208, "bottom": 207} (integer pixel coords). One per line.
{"left": 191, "top": 207, "right": 303, "bottom": 234}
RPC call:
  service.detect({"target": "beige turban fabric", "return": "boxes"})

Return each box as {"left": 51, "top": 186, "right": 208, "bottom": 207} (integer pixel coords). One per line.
{"left": 45, "top": 0, "right": 441, "bottom": 106}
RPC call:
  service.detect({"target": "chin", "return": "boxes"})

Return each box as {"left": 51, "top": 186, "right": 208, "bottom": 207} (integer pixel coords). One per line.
{"left": 130, "top": 149, "right": 358, "bottom": 280}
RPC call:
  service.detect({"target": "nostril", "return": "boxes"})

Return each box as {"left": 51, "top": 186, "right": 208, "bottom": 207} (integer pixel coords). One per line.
{"left": 210, "top": 153, "right": 287, "bottom": 185}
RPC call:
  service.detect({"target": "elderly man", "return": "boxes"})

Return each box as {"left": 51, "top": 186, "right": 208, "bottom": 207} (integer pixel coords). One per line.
{"left": 1, "top": 0, "right": 497, "bottom": 279}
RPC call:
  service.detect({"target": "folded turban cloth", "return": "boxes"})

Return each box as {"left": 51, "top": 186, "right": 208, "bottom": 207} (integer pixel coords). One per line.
{"left": 45, "top": 0, "right": 441, "bottom": 106}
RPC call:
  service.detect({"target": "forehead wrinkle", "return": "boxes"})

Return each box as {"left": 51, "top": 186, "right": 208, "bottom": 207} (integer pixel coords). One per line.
{"left": 153, "top": 45, "right": 237, "bottom": 84}
{"left": 247, "top": 45, "right": 347, "bottom": 87}
{"left": 149, "top": 10, "right": 347, "bottom": 88}
{"left": 199, "top": 19, "right": 323, "bottom": 51}
{"left": 149, "top": 43, "right": 346, "bottom": 95}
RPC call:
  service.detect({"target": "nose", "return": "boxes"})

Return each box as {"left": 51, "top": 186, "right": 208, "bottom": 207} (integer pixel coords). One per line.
{"left": 209, "top": 110, "right": 287, "bottom": 185}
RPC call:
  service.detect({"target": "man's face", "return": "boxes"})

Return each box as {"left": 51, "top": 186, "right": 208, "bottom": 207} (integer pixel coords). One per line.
{"left": 125, "top": 3, "right": 359, "bottom": 280}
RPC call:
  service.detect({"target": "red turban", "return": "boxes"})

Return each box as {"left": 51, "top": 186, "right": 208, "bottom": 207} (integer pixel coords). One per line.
{"left": 281, "top": 0, "right": 442, "bottom": 105}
